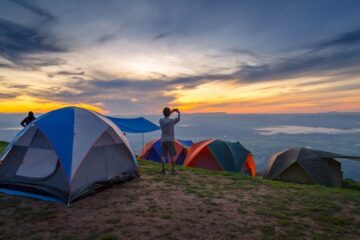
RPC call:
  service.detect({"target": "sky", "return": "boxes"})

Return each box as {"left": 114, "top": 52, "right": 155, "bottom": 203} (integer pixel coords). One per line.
{"left": 0, "top": 0, "right": 360, "bottom": 114}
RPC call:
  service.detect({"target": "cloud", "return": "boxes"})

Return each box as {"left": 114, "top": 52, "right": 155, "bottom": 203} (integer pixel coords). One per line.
{"left": 0, "top": 92, "right": 17, "bottom": 99}
{"left": 0, "top": 18, "right": 65, "bottom": 68}
{"left": 48, "top": 70, "right": 85, "bottom": 78}
{"left": 256, "top": 125, "right": 360, "bottom": 135}
{"left": 0, "top": 1, "right": 64, "bottom": 69}
{"left": 96, "top": 32, "right": 118, "bottom": 44}
{"left": 0, "top": 63, "right": 12, "bottom": 68}
{"left": 313, "top": 29, "right": 360, "bottom": 49}
{"left": 236, "top": 49, "right": 360, "bottom": 82}
{"left": 163, "top": 28, "right": 360, "bottom": 86}
{"left": 12, "top": 0, "right": 56, "bottom": 24}
{"left": 153, "top": 32, "right": 171, "bottom": 41}
{"left": 7, "top": 84, "right": 28, "bottom": 89}
{"left": 232, "top": 29, "right": 360, "bottom": 83}
{"left": 226, "top": 48, "right": 259, "bottom": 58}
{"left": 23, "top": 77, "right": 176, "bottom": 114}
{"left": 23, "top": 28, "right": 360, "bottom": 110}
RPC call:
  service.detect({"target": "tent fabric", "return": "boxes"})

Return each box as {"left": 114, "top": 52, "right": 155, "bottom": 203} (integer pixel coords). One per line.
{"left": 107, "top": 116, "right": 160, "bottom": 133}
{"left": 138, "top": 138, "right": 193, "bottom": 165}
{"left": 0, "top": 188, "right": 63, "bottom": 203}
{"left": 183, "top": 139, "right": 256, "bottom": 176}
{"left": 0, "top": 107, "right": 138, "bottom": 204}
{"left": 263, "top": 147, "right": 360, "bottom": 187}
{"left": 244, "top": 154, "right": 256, "bottom": 177}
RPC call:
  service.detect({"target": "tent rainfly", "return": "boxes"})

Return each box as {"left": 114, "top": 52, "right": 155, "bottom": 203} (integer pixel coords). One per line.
{"left": 183, "top": 139, "right": 256, "bottom": 176}
{"left": 263, "top": 147, "right": 360, "bottom": 187}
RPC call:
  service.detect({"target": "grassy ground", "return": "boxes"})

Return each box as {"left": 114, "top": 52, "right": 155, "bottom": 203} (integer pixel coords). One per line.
{"left": 0, "top": 141, "right": 7, "bottom": 153}
{"left": 0, "top": 142, "right": 360, "bottom": 239}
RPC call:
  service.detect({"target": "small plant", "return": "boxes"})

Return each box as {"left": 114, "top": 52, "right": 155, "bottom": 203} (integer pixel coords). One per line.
{"left": 100, "top": 233, "right": 117, "bottom": 240}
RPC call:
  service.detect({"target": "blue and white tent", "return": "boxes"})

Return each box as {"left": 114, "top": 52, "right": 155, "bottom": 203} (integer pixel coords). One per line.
{"left": 0, "top": 107, "right": 138, "bottom": 204}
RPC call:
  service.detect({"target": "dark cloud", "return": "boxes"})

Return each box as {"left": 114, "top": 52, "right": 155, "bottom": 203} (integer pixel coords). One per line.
{"left": 236, "top": 48, "right": 360, "bottom": 82}
{"left": 57, "top": 70, "right": 84, "bottom": 76}
{"left": 96, "top": 32, "right": 118, "bottom": 44}
{"left": 22, "top": 56, "right": 66, "bottom": 69}
{"left": 226, "top": 48, "right": 259, "bottom": 58}
{"left": 8, "top": 84, "right": 28, "bottom": 89}
{"left": 150, "top": 72, "right": 168, "bottom": 79}
{"left": 0, "top": 18, "right": 65, "bottom": 68}
{"left": 48, "top": 70, "right": 85, "bottom": 78}
{"left": 87, "top": 79, "right": 166, "bottom": 91}
{"left": 12, "top": 0, "right": 56, "bottom": 24}
{"left": 0, "top": 92, "right": 16, "bottom": 99}
{"left": 0, "top": 1, "right": 64, "bottom": 69}
{"left": 153, "top": 32, "right": 171, "bottom": 41}
{"left": 165, "top": 28, "right": 360, "bottom": 85}
{"left": 0, "top": 63, "right": 12, "bottom": 68}
{"left": 314, "top": 29, "right": 360, "bottom": 49}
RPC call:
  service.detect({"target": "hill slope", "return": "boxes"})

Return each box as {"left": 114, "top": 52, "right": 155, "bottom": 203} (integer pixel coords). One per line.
{"left": 0, "top": 142, "right": 360, "bottom": 239}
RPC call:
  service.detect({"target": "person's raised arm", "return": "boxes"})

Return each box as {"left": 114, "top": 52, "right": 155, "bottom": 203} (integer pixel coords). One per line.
{"left": 20, "top": 118, "right": 26, "bottom": 127}
{"left": 172, "top": 109, "right": 180, "bottom": 124}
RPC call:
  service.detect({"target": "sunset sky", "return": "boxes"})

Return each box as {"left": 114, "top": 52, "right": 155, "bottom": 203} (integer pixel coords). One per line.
{"left": 1, "top": 0, "right": 360, "bottom": 114}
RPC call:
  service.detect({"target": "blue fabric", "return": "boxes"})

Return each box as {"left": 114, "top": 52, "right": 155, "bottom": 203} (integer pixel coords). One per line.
{"left": 147, "top": 148, "right": 162, "bottom": 163}
{"left": 149, "top": 140, "right": 169, "bottom": 163}
{"left": 208, "top": 141, "right": 249, "bottom": 172}
{"left": 35, "top": 107, "right": 75, "bottom": 179}
{"left": 176, "top": 149, "right": 187, "bottom": 165}
{"left": 178, "top": 140, "right": 193, "bottom": 148}
{"left": 0, "top": 188, "right": 63, "bottom": 203}
{"left": 146, "top": 139, "right": 192, "bottom": 164}
{"left": 107, "top": 116, "right": 160, "bottom": 133}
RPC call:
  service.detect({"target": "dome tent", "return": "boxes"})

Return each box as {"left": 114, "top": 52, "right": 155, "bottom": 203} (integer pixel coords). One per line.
{"left": 263, "top": 147, "right": 360, "bottom": 187}
{"left": 183, "top": 139, "right": 256, "bottom": 176}
{"left": 0, "top": 107, "right": 138, "bottom": 204}
{"left": 138, "top": 138, "right": 193, "bottom": 165}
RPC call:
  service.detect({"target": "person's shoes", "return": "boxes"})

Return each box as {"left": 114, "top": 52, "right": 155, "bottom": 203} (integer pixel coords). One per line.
{"left": 160, "top": 168, "right": 166, "bottom": 175}
{"left": 171, "top": 169, "right": 178, "bottom": 175}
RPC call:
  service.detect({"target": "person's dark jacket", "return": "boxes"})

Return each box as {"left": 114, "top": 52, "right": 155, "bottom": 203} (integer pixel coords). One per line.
{"left": 21, "top": 115, "right": 36, "bottom": 127}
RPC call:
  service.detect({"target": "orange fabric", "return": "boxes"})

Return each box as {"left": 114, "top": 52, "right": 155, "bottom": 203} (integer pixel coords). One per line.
{"left": 190, "top": 147, "right": 223, "bottom": 171}
{"left": 245, "top": 153, "right": 256, "bottom": 177}
{"left": 183, "top": 139, "right": 215, "bottom": 166}
{"left": 138, "top": 138, "right": 159, "bottom": 159}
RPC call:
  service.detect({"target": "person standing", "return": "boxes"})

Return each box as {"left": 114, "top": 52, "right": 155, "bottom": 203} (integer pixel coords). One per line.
{"left": 159, "top": 107, "right": 180, "bottom": 174}
{"left": 20, "top": 111, "right": 36, "bottom": 127}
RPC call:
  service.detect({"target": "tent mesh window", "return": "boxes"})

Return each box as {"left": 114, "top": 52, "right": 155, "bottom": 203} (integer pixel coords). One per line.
{"left": 15, "top": 129, "right": 58, "bottom": 179}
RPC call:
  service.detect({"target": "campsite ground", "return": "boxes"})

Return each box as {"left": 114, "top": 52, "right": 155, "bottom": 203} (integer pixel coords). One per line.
{"left": 0, "top": 142, "right": 360, "bottom": 240}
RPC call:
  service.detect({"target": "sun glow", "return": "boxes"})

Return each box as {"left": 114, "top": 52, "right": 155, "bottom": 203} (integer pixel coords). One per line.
{"left": 0, "top": 96, "right": 105, "bottom": 114}
{"left": 166, "top": 76, "right": 360, "bottom": 113}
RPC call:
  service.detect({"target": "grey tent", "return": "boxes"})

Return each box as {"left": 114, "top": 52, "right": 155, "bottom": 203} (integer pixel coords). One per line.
{"left": 263, "top": 147, "right": 360, "bottom": 187}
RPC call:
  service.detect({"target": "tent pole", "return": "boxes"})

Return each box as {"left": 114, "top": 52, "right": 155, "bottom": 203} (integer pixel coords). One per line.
{"left": 142, "top": 133, "right": 144, "bottom": 149}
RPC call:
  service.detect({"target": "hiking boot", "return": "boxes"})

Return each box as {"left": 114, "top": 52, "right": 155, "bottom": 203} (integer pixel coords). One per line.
{"left": 160, "top": 168, "right": 166, "bottom": 175}
{"left": 171, "top": 169, "right": 178, "bottom": 175}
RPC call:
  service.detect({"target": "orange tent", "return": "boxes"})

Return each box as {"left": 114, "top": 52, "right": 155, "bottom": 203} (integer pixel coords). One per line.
{"left": 184, "top": 139, "right": 255, "bottom": 176}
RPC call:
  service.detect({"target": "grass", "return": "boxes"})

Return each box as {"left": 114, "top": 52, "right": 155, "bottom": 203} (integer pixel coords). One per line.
{"left": 0, "top": 141, "right": 7, "bottom": 154}
{"left": 0, "top": 141, "right": 360, "bottom": 239}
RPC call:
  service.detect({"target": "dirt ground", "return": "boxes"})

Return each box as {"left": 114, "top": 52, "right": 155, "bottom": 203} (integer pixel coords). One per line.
{"left": 0, "top": 160, "right": 360, "bottom": 240}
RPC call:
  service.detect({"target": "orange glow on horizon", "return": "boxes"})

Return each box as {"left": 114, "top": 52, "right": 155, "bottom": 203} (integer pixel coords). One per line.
{"left": 167, "top": 78, "right": 360, "bottom": 114}
{"left": 0, "top": 96, "right": 106, "bottom": 114}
